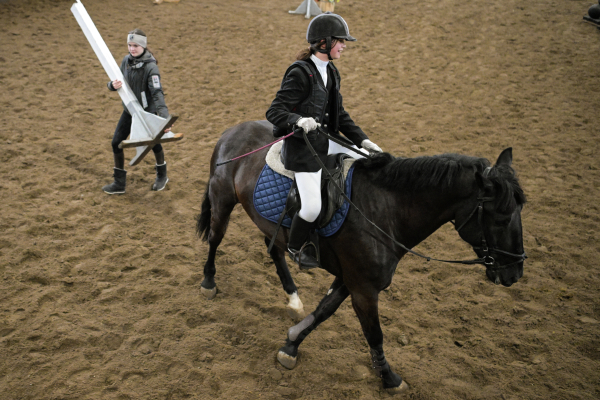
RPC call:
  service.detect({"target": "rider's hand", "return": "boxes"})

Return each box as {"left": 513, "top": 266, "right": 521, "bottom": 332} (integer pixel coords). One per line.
{"left": 296, "top": 117, "right": 320, "bottom": 133}
{"left": 361, "top": 139, "right": 383, "bottom": 153}
{"left": 112, "top": 80, "right": 123, "bottom": 89}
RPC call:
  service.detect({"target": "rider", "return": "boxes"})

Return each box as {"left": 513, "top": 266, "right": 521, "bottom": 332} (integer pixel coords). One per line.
{"left": 103, "top": 28, "right": 171, "bottom": 195}
{"left": 266, "top": 12, "right": 383, "bottom": 269}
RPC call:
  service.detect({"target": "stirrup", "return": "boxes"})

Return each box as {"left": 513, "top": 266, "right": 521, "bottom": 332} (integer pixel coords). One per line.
{"left": 288, "top": 242, "right": 320, "bottom": 270}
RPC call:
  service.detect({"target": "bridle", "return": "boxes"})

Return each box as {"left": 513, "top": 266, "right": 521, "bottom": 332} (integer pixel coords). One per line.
{"left": 453, "top": 167, "right": 528, "bottom": 270}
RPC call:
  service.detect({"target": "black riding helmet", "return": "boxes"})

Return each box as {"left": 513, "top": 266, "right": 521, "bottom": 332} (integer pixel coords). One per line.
{"left": 306, "top": 12, "right": 356, "bottom": 60}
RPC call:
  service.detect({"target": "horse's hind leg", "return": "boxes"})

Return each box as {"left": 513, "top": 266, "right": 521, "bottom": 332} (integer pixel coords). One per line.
{"left": 264, "top": 237, "right": 305, "bottom": 321}
{"left": 350, "top": 290, "right": 409, "bottom": 394}
{"left": 199, "top": 181, "right": 237, "bottom": 300}
{"left": 277, "top": 277, "right": 349, "bottom": 369}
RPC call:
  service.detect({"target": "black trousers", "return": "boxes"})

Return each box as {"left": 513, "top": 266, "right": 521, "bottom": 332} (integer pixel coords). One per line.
{"left": 111, "top": 111, "right": 163, "bottom": 155}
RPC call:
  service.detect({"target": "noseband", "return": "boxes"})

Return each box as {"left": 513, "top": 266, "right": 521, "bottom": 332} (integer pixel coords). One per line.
{"left": 454, "top": 167, "right": 527, "bottom": 270}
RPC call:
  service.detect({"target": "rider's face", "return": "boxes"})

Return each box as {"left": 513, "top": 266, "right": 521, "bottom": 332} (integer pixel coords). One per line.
{"left": 328, "top": 39, "right": 346, "bottom": 59}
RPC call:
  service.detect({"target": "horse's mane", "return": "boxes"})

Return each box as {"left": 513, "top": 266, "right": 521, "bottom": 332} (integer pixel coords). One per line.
{"left": 354, "top": 152, "right": 489, "bottom": 191}
{"left": 355, "top": 152, "right": 526, "bottom": 211}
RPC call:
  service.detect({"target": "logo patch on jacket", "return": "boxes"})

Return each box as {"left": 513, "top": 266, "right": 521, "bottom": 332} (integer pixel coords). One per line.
{"left": 152, "top": 75, "right": 161, "bottom": 89}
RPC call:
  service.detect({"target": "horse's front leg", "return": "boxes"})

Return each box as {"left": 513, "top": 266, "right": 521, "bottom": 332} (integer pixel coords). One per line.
{"left": 277, "top": 277, "right": 349, "bottom": 369}
{"left": 350, "top": 290, "right": 409, "bottom": 394}
{"left": 264, "top": 237, "right": 304, "bottom": 321}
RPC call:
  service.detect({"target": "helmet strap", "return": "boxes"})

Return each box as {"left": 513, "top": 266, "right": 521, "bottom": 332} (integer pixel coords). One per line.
{"left": 316, "top": 37, "right": 333, "bottom": 60}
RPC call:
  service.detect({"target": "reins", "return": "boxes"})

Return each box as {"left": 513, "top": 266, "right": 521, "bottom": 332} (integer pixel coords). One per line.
{"left": 216, "top": 130, "right": 297, "bottom": 166}
{"left": 304, "top": 129, "right": 527, "bottom": 269}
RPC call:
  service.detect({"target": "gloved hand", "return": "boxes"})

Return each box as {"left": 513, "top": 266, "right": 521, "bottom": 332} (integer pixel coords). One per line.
{"left": 361, "top": 139, "right": 383, "bottom": 153}
{"left": 296, "top": 117, "right": 320, "bottom": 133}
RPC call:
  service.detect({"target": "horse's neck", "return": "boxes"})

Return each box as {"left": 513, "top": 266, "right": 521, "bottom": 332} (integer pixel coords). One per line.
{"left": 388, "top": 177, "right": 475, "bottom": 251}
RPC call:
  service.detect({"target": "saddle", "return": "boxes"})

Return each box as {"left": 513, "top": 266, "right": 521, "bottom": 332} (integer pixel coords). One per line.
{"left": 263, "top": 141, "right": 355, "bottom": 255}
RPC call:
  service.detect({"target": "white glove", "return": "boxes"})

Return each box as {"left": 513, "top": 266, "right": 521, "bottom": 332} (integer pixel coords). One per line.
{"left": 296, "top": 117, "right": 320, "bottom": 133}
{"left": 361, "top": 139, "right": 383, "bottom": 153}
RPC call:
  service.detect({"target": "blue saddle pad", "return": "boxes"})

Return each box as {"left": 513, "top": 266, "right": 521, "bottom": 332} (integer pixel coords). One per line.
{"left": 253, "top": 164, "right": 355, "bottom": 237}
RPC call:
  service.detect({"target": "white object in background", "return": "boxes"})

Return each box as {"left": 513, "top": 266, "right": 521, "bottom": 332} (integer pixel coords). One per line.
{"left": 289, "top": 0, "right": 322, "bottom": 19}
{"left": 70, "top": 0, "right": 181, "bottom": 166}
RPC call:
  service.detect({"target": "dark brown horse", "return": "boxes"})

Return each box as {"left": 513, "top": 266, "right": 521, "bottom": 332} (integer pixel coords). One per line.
{"left": 196, "top": 120, "right": 526, "bottom": 393}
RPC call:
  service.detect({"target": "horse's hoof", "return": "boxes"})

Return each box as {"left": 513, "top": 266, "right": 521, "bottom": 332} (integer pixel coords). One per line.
{"left": 277, "top": 350, "right": 297, "bottom": 369}
{"left": 201, "top": 285, "right": 217, "bottom": 300}
{"left": 386, "top": 380, "right": 409, "bottom": 395}
{"left": 286, "top": 305, "right": 305, "bottom": 321}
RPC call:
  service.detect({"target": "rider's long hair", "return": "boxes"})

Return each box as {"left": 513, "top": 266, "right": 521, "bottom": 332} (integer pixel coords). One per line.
{"left": 295, "top": 38, "right": 340, "bottom": 61}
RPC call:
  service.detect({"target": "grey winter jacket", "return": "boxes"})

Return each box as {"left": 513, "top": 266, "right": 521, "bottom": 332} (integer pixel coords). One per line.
{"left": 107, "top": 50, "right": 169, "bottom": 119}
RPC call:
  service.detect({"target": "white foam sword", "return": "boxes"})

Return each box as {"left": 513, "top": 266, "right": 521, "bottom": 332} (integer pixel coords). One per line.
{"left": 70, "top": 0, "right": 183, "bottom": 166}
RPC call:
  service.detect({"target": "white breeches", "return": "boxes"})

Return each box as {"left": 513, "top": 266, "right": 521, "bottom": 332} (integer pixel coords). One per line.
{"left": 295, "top": 139, "right": 366, "bottom": 223}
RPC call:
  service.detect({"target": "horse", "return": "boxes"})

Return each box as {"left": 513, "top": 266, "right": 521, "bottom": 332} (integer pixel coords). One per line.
{"left": 196, "top": 120, "right": 527, "bottom": 393}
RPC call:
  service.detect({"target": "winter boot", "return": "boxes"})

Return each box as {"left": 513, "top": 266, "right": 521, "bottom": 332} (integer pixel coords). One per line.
{"left": 102, "top": 168, "right": 127, "bottom": 195}
{"left": 288, "top": 214, "right": 319, "bottom": 269}
{"left": 151, "top": 162, "right": 168, "bottom": 191}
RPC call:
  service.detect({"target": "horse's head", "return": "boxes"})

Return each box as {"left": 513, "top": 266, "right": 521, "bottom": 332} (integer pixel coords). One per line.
{"left": 456, "top": 148, "right": 527, "bottom": 287}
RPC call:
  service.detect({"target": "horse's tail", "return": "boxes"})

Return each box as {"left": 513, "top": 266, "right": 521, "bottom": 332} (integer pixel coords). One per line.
{"left": 196, "top": 182, "right": 212, "bottom": 242}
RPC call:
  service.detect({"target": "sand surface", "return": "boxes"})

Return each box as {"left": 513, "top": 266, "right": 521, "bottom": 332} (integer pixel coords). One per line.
{"left": 0, "top": 0, "right": 599, "bottom": 399}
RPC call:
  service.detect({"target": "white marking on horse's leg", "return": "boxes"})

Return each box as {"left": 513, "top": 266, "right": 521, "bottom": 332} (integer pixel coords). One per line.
{"left": 288, "top": 314, "right": 315, "bottom": 341}
{"left": 285, "top": 292, "right": 305, "bottom": 321}
{"left": 277, "top": 350, "right": 297, "bottom": 369}
{"left": 201, "top": 285, "right": 217, "bottom": 300}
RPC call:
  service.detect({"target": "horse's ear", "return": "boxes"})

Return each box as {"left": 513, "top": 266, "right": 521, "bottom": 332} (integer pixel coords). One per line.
{"left": 495, "top": 148, "right": 513, "bottom": 167}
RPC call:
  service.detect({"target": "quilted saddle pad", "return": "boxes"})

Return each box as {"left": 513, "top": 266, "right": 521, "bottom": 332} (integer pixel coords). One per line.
{"left": 253, "top": 163, "right": 356, "bottom": 237}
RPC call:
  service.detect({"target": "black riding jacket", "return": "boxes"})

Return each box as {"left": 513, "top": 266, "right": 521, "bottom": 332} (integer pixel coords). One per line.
{"left": 108, "top": 50, "right": 169, "bottom": 119}
{"left": 266, "top": 59, "right": 368, "bottom": 172}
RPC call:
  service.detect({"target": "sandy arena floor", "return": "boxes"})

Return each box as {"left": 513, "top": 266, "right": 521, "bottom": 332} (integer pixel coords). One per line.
{"left": 0, "top": 0, "right": 599, "bottom": 399}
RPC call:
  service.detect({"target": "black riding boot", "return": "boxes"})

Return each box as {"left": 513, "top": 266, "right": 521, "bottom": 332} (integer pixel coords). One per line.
{"left": 151, "top": 150, "right": 168, "bottom": 191}
{"left": 288, "top": 214, "right": 319, "bottom": 269}
{"left": 151, "top": 162, "right": 168, "bottom": 191}
{"left": 102, "top": 168, "right": 127, "bottom": 195}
